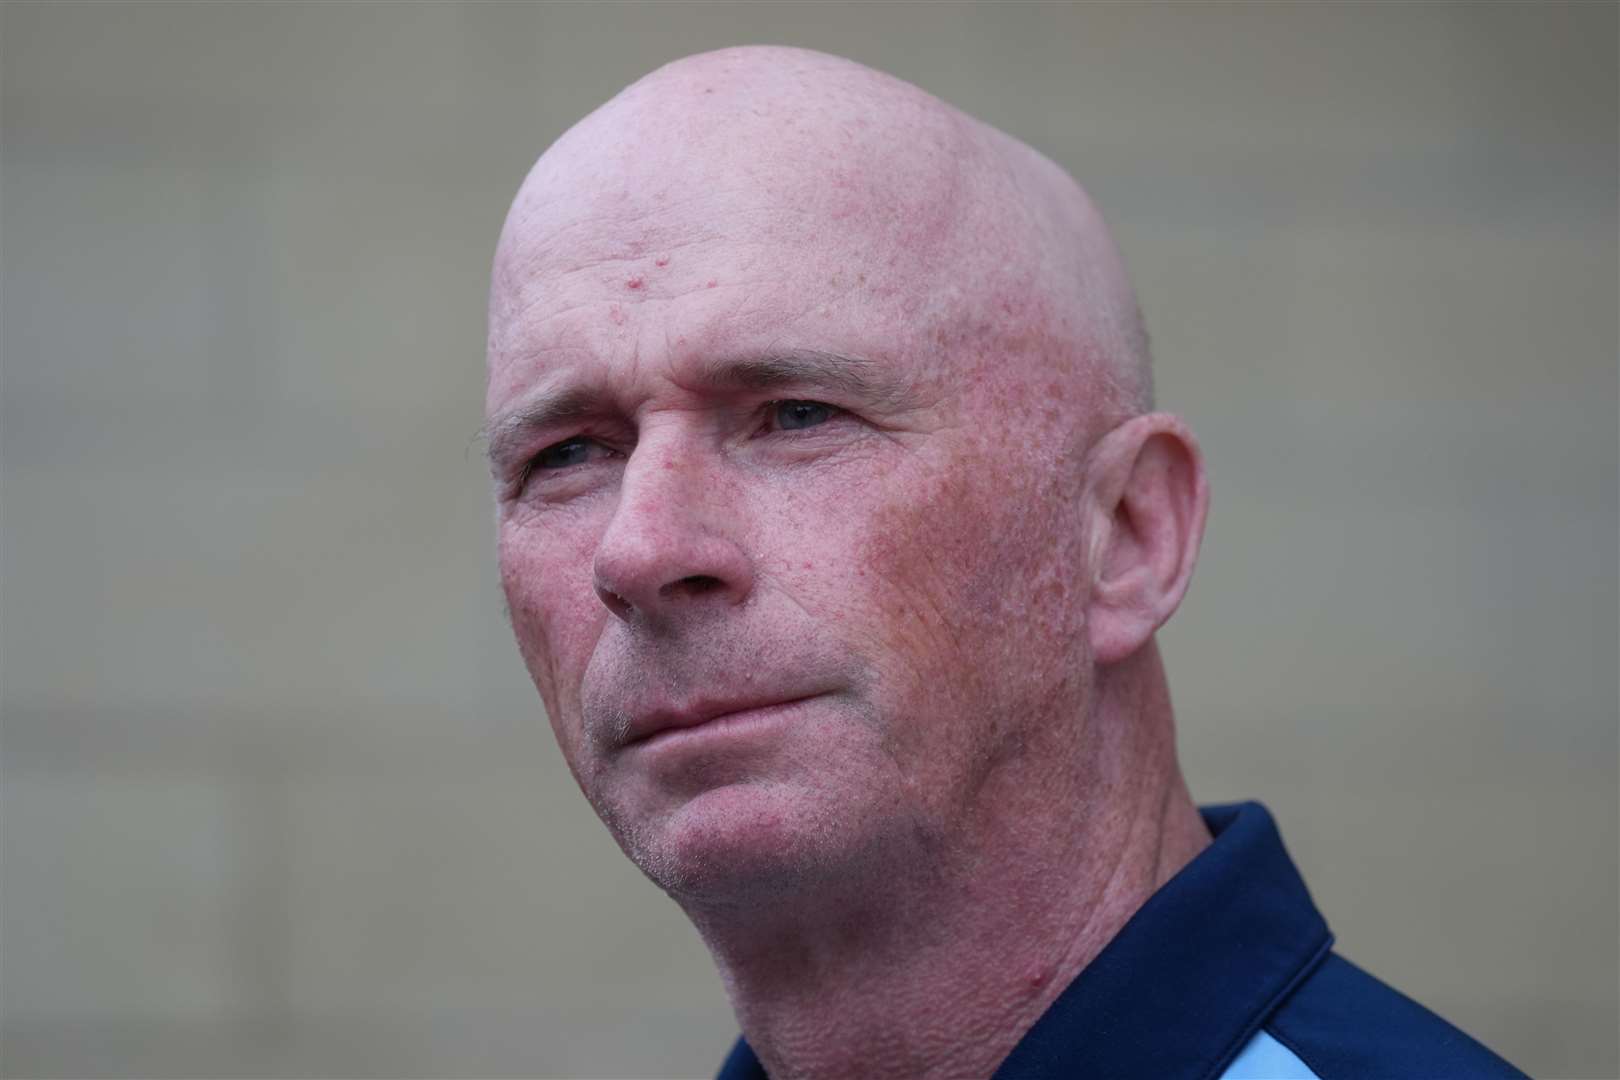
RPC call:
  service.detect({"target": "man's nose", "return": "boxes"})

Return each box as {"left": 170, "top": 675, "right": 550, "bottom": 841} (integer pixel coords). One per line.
{"left": 591, "top": 439, "right": 755, "bottom": 624}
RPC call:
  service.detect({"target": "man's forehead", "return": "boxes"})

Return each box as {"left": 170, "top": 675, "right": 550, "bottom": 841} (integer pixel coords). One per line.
{"left": 484, "top": 265, "right": 924, "bottom": 418}
{"left": 486, "top": 56, "right": 980, "bottom": 406}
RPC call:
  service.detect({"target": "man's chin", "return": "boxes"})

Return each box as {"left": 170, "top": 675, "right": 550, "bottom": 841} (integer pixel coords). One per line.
{"left": 610, "top": 780, "right": 858, "bottom": 906}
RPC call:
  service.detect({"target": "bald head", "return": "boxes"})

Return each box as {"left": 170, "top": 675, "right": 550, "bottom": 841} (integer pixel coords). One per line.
{"left": 490, "top": 46, "right": 1151, "bottom": 416}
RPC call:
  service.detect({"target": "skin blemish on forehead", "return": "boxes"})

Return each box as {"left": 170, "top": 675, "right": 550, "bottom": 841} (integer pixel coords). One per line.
{"left": 655, "top": 256, "right": 670, "bottom": 267}
{"left": 626, "top": 276, "right": 645, "bottom": 290}
{"left": 608, "top": 305, "right": 627, "bottom": 325}
{"left": 706, "top": 279, "right": 719, "bottom": 288}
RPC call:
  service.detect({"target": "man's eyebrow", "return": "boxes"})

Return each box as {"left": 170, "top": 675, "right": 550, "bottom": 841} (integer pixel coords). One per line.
{"left": 482, "top": 349, "right": 909, "bottom": 467}
{"left": 690, "top": 348, "right": 910, "bottom": 405}
{"left": 482, "top": 384, "right": 607, "bottom": 468}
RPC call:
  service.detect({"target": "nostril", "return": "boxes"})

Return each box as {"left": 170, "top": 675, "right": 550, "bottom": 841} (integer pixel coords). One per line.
{"left": 661, "top": 574, "right": 725, "bottom": 599}
{"left": 597, "top": 585, "right": 633, "bottom": 618}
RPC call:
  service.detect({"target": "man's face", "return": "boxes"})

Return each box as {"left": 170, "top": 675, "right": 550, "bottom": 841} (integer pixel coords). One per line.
{"left": 486, "top": 105, "right": 1103, "bottom": 902}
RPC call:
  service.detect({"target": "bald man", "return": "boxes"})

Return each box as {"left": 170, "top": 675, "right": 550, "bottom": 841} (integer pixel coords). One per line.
{"left": 484, "top": 47, "right": 1524, "bottom": 1080}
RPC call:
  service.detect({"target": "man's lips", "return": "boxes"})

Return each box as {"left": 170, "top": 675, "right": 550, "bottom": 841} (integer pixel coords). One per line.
{"left": 623, "top": 693, "right": 822, "bottom": 747}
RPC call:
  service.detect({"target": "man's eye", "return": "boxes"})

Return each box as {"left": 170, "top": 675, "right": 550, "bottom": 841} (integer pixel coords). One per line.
{"left": 532, "top": 437, "right": 596, "bottom": 470}
{"left": 771, "top": 400, "right": 839, "bottom": 431}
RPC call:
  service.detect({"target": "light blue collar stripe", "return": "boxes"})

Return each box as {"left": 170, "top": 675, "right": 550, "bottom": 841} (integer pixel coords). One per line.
{"left": 1220, "top": 1029, "right": 1322, "bottom": 1079}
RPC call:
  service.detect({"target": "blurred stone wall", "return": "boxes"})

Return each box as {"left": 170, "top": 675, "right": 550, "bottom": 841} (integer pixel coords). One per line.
{"left": 3, "top": 3, "right": 1614, "bottom": 1077}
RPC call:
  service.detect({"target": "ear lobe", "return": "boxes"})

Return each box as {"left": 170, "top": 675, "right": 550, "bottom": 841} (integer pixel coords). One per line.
{"left": 1083, "top": 414, "right": 1210, "bottom": 665}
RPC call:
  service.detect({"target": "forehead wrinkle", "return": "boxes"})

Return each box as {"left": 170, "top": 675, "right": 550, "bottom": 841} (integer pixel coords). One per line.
{"left": 489, "top": 223, "right": 786, "bottom": 367}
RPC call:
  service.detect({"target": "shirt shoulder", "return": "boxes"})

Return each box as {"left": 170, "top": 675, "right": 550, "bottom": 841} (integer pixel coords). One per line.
{"left": 1263, "top": 952, "right": 1529, "bottom": 1080}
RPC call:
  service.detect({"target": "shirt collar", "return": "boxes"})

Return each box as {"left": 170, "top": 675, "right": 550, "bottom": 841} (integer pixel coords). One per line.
{"left": 717, "top": 802, "right": 1333, "bottom": 1080}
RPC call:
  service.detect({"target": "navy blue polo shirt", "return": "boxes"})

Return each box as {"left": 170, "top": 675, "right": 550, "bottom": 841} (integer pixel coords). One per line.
{"left": 716, "top": 802, "right": 1526, "bottom": 1079}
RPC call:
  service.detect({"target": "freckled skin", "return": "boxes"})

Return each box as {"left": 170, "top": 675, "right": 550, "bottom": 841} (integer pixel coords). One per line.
{"left": 487, "top": 47, "right": 1212, "bottom": 1080}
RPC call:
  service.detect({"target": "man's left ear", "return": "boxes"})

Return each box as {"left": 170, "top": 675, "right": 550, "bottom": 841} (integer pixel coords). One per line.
{"left": 1082, "top": 413, "right": 1210, "bottom": 665}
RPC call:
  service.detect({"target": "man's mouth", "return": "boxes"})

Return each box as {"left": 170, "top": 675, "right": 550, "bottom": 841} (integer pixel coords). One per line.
{"left": 623, "top": 693, "right": 824, "bottom": 747}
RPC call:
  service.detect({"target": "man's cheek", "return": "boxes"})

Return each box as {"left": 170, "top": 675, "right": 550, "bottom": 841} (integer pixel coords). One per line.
{"left": 857, "top": 446, "right": 1070, "bottom": 687}
{"left": 865, "top": 459, "right": 1004, "bottom": 610}
{"left": 499, "top": 544, "right": 601, "bottom": 744}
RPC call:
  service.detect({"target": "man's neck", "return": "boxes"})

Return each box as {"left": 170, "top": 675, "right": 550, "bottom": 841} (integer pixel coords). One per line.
{"left": 682, "top": 646, "right": 1212, "bottom": 1080}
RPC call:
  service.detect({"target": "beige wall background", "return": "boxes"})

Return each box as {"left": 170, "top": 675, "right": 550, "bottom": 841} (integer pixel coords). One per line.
{"left": 2, "top": 3, "right": 1614, "bottom": 1077}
